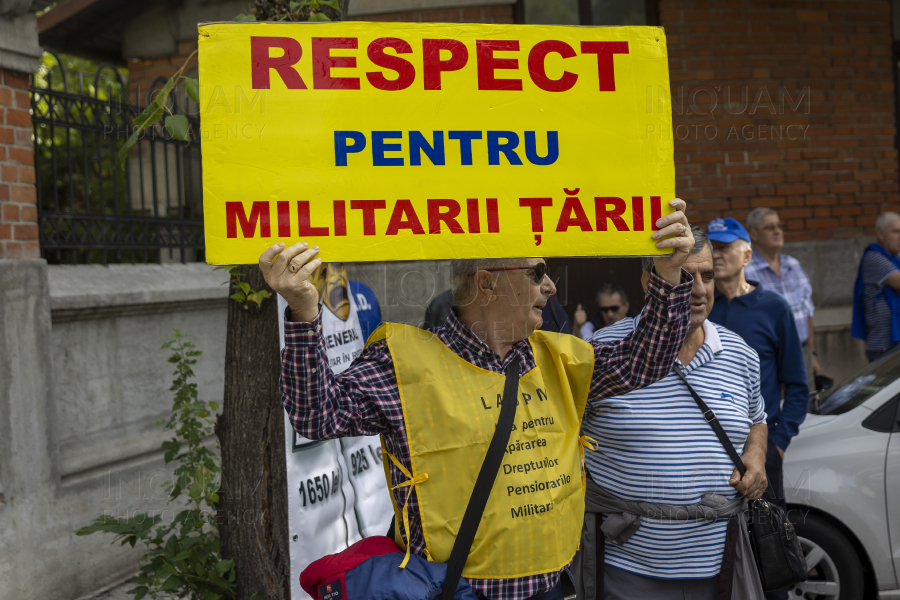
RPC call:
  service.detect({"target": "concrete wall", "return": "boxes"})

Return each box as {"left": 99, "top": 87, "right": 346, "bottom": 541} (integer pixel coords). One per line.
{"left": 0, "top": 260, "right": 228, "bottom": 600}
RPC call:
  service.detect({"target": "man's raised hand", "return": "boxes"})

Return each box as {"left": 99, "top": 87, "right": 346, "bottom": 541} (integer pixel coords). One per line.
{"left": 651, "top": 198, "right": 694, "bottom": 285}
{"left": 259, "top": 242, "right": 322, "bottom": 322}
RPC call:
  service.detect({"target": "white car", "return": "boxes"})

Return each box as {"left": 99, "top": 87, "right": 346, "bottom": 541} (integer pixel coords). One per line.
{"left": 784, "top": 350, "right": 900, "bottom": 600}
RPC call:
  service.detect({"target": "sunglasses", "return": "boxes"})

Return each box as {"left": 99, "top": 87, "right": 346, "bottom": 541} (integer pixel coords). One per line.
{"left": 599, "top": 305, "right": 621, "bottom": 313}
{"left": 468, "top": 263, "right": 549, "bottom": 284}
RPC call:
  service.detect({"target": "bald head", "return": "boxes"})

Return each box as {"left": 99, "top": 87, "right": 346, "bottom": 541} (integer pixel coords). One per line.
{"left": 876, "top": 212, "right": 900, "bottom": 256}
{"left": 876, "top": 212, "right": 900, "bottom": 234}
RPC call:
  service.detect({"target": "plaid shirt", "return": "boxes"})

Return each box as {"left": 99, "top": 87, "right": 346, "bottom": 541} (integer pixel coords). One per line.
{"left": 281, "top": 271, "right": 692, "bottom": 600}
{"left": 744, "top": 252, "right": 815, "bottom": 343}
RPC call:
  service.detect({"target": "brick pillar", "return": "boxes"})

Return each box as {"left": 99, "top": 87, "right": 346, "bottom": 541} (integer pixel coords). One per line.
{"left": 0, "top": 68, "right": 38, "bottom": 259}
{"left": 127, "top": 41, "right": 199, "bottom": 104}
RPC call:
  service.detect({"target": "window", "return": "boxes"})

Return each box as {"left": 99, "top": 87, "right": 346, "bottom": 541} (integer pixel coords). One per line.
{"left": 815, "top": 351, "right": 900, "bottom": 416}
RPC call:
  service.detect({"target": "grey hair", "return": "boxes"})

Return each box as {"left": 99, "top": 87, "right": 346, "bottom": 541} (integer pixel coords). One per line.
{"left": 596, "top": 283, "right": 628, "bottom": 305}
{"left": 746, "top": 207, "right": 778, "bottom": 231}
{"left": 450, "top": 258, "right": 521, "bottom": 308}
{"left": 642, "top": 225, "right": 713, "bottom": 272}
{"left": 876, "top": 212, "right": 900, "bottom": 234}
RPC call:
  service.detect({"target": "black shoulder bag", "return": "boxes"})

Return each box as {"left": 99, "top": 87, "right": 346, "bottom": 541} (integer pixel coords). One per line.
{"left": 437, "top": 360, "right": 521, "bottom": 600}
{"left": 672, "top": 364, "right": 808, "bottom": 592}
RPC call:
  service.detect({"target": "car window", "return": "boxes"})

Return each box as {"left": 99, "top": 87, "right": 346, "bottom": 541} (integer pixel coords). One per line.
{"left": 815, "top": 351, "right": 900, "bottom": 415}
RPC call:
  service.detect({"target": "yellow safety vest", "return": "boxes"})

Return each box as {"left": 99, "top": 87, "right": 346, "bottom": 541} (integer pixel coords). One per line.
{"left": 368, "top": 323, "right": 595, "bottom": 580}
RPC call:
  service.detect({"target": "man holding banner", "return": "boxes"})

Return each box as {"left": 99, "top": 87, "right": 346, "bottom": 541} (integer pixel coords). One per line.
{"left": 260, "top": 198, "right": 694, "bottom": 600}
{"left": 199, "top": 19, "right": 691, "bottom": 598}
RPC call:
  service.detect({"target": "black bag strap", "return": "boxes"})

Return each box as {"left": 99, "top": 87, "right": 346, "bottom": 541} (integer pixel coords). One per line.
{"left": 439, "top": 360, "right": 520, "bottom": 600}
{"left": 672, "top": 364, "right": 747, "bottom": 478}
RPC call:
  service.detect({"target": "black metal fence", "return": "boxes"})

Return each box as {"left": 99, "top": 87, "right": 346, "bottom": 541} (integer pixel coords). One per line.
{"left": 31, "top": 51, "right": 204, "bottom": 264}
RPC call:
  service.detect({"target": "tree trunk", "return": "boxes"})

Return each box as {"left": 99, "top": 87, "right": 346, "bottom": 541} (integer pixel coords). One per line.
{"left": 217, "top": 265, "right": 290, "bottom": 600}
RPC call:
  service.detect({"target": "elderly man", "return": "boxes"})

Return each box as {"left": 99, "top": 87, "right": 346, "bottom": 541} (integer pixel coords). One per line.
{"left": 573, "top": 284, "right": 633, "bottom": 340}
{"left": 744, "top": 208, "right": 819, "bottom": 380}
{"left": 261, "top": 199, "right": 696, "bottom": 600}
{"left": 582, "top": 226, "right": 767, "bottom": 599}
{"left": 705, "top": 218, "right": 806, "bottom": 600}
{"left": 852, "top": 212, "right": 900, "bottom": 362}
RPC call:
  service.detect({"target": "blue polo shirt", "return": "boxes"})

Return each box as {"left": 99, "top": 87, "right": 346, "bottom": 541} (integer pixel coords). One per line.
{"left": 708, "top": 283, "right": 808, "bottom": 451}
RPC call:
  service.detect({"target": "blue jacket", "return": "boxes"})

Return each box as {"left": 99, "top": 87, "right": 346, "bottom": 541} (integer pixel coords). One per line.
{"left": 852, "top": 244, "right": 900, "bottom": 345}
{"left": 708, "top": 283, "right": 808, "bottom": 451}
{"left": 349, "top": 280, "right": 382, "bottom": 342}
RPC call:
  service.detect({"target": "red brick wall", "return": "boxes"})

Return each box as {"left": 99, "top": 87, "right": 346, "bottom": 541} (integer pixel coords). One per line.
{"left": 661, "top": 0, "right": 900, "bottom": 241}
{"left": 0, "top": 69, "right": 38, "bottom": 259}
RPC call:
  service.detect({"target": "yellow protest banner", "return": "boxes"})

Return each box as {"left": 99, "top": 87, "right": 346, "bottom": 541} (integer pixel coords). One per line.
{"left": 198, "top": 22, "right": 674, "bottom": 264}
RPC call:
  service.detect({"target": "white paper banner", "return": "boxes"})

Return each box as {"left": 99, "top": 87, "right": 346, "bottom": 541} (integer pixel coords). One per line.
{"left": 278, "top": 293, "right": 393, "bottom": 599}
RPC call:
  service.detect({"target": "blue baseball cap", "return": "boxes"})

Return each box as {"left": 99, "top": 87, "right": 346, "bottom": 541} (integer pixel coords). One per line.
{"left": 706, "top": 217, "right": 750, "bottom": 243}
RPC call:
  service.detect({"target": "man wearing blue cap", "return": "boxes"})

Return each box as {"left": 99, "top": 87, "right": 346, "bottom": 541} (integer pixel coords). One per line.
{"left": 705, "top": 218, "right": 808, "bottom": 583}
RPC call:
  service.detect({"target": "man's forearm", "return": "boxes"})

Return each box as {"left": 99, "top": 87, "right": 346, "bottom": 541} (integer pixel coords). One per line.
{"left": 281, "top": 312, "right": 391, "bottom": 440}
{"left": 743, "top": 423, "right": 768, "bottom": 461}
{"left": 656, "top": 262, "right": 684, "bottom": 286}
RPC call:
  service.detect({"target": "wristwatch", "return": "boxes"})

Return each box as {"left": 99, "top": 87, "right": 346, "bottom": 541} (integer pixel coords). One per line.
{"left": 811, "top": 350, "right": 818, "bottom": 357}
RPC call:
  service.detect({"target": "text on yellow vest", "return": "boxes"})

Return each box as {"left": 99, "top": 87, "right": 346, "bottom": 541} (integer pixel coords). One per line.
{"left": 367, "top": 323, "right": 595, "bottom": 580}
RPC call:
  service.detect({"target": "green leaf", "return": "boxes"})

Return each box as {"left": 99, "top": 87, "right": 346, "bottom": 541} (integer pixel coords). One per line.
{"left": 233, "top": 12, "right": 256, "bottom": 21}
{"left": 133, "top": 99, "right": 163, "bottom": 129}
{"left": 130, "top": 586, "right": 149, "bottom": 600}
{"left": 189, "top": 481, "right": 203, "bottom": 500}
{"left": 215, "top": 558, "right": 233, "bottom": 574}
{"left": 164, "top": 115, "right": 191, "bottom": 142}
{"left": 209, "top": 401, "right": 219, "bottom": 410}
{"left": 134, "top": 77, "right": 173, "bottom": 128}
{"left": 289, "top": 1, "right": 301, "bottom": 9}
{"left": 308, "top": 11, "right": 330, "bottom": 21}
{"left": 161, "top": 575, "right": 184, "bottom": 591}
{"left": 238, "top": 281, "right": 251, "bottom": 294}
{"left": 164, "top": 534, "right": 180, "bottom": 560}
{"left": 229, "top": 291, "right": 246, "bottom": 303}
{"left": 183, "top": 77, "right": 200, "bottom": 103}
{"left": 117, "top": 129, "right": 140, "bottom": 168}
{"left": 319, "top": 0, "right": 340, "bottom": 9}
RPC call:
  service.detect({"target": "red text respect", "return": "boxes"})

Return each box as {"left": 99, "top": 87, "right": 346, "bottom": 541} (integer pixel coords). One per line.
{"left": 250, "top": 36, "right": 629, "bottom": 92}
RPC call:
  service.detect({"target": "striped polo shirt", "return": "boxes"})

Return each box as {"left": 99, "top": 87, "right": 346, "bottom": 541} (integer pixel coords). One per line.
{"left": 585, "top": 317, "right": 766, "bottom": 579}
